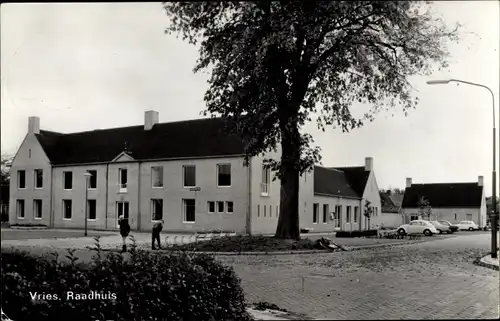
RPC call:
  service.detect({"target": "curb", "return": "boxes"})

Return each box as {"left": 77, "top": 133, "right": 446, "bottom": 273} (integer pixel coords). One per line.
{"left": 98, "top": 240, "right": 425, "bottom": 256}
{"left": 6, "top": 226, "right": 49, "bottom": 230}
{"left": 473, "top": 254, "right": 500, "bottom": 271}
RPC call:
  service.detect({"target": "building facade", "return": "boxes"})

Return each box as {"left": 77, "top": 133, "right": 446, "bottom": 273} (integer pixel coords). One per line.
{"left": 401, "top": 177, "right": 487, "bottom": 227}
{"left": 10, "top": 112, "right": 386, "bottom": 234}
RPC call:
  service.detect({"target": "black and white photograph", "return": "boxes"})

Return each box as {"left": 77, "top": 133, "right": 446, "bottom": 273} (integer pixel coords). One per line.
{"left": 1, "top": 1, "right": 499, "bottom": 320}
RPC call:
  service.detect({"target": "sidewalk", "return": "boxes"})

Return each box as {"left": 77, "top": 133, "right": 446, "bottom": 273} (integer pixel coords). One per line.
{"left": 479, "top": 251, "right": 499, "bottom": 270}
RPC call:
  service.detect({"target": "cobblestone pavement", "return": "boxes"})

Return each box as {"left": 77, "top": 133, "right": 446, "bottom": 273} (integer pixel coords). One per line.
{"left": 217, "top": 233, "right": 499, "bottom": 320}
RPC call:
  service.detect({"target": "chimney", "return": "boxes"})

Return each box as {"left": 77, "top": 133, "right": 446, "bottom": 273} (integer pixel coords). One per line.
{"left": 28, "top": 116, "right": 40, "bottom": 134}
{"left": 478, "top": 176, "right": 484, "bottom": 186}
{"left": 144, "top": 110, "right": 159, "bottom": 130}
{"left": 406, "top": 177, "right": 412, "bottom": 188}
{"left": 365, "top": 157, "right": 373, "bottom": 171}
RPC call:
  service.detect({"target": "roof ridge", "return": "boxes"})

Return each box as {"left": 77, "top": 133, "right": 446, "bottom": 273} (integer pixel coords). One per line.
{"left": 39, "top": 117, "right": 224, "bottom": 136}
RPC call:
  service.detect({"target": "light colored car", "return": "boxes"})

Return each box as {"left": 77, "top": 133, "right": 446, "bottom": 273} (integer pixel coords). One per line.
{"left": 397, "top": 220, "right": 439, "bottom": 236}
{"left": 437, "top": 220, "right": 459, "bottom": 233}
{"left": 429, "top": 221, "right": 452, "bottom": 234}
{"left": 456, "top": 220, "right": 480, "bottom": 231}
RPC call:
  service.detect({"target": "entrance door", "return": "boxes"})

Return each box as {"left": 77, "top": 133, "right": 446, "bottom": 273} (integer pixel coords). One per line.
{"left": 116, "top": 201, "right": 129, "bottom": 228}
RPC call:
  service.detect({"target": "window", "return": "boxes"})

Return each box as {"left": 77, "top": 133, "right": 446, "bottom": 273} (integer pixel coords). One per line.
{"left": 375, "top": 207, "right": 378, "bottom": 217}
{"left": 151, "top": 199, "right": 163, "bottom": 221}
{"left": 118, "top": 169, "right": 127, "bottom": 192}
{"left": 183, "top": 199, "right": 196, "bottom": 223}
{"left": 34, "top": 169, "right": 43, "bottom": 189}
{"left": 217, "top": 164, "right": 231, "bottom": 187}
{"left": 269, "top": 205, "right": 272, "bottom": 217}
{"left": 183, "top": 165, "right": 196, "bottom": 187}
{"left": 16, "top": 200, "right": 25, "bottom": 218}
{"left": 261, "top": 165, "right": 270, "bottom": 196}
{"left": 410, "top": 215, "right": 419, "bottom": 221}
{"left": 354, "top": 206, "right": 359, "bottom": 223}
{"left": 117, "top": 202, "right": 129, "bottom": 220}
{"left": 454, "top": 213, "right": 457, "bottom": 221}
{"left": 18, "top": 170, "right": 26, "bottom": 189}
{"left": 323, "top": 204, "right": 329, "bottom": 223}
{"left": 63, "top": 171, "right": 73, "bottom": 190}
{"left": 264, "top": 204, "right": 267, "bottom": 217}
{"left": 34, "top": 199, "right": 42, "bottom": 219}
{"left": 217, "top": 201, "right": 225, "bottom": 213}
{"left": 347, "top": 206, "right": 352, "bottom": 222}
{"left": 208, "top": 201, "right": 215, "bottom": 213}
{"left": 313, "top": 203, "right": 319, "bottom": 223}
{"left": 87, "top": 200, "right": 96, "bottom": 220}
{"left": 87, "top": 170, "right": 97, "bottom": 189}
{"left": 335, "top": 205, "right": 342, "bottom": 228}
{"left": 257, "top": 205, "right": 260, "bottom": 217}
{"left": 63, "top": 200, "right": 72, "bottom": 220}
{"left": 151, "top": 166, "right": 163, "bottom": 188}
{"left": 227, "top": 201, "right": 234, "bottom": 213}
{"left": 276, "top": 205, "right": 279, "bottom": 217}
{"left": 466, "top": 214, "right": 472, "bottom": 221}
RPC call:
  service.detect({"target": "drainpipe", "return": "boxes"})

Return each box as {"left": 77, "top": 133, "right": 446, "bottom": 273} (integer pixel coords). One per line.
{"left": 104, "top": 163, "right": 109, "bottom": 230}
{"left": 137, "top": 162, "right": 141, "bottom": 231}
{"left": 246, "top": 159, "right": 252, "bottom": 235}
{"left": 49, "top": 166, "right": 54, "bottom": 228}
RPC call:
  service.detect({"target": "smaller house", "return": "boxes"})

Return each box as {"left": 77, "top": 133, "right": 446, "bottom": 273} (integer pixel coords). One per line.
{"left": 380, "top": 190, "right": 403, "bottom": 214}
{"left": 401, "top": 176, "right": 487, "bottom": 227}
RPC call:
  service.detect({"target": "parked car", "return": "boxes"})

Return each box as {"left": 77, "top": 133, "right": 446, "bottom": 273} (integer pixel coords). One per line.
{"left": 429, "top": 221, "right": 453, "bottom": 234}
{"left": 437, "top": 220, "right": 459, "bottom": 233}
{"left": 397, "top": 220, "right": 439, "bottom": 236}
{"left": 456, "top": 220, "right": 480, "bottom": 231}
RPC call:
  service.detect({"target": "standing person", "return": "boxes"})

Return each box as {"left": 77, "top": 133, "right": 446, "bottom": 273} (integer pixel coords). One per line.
{"left": 118, "top": 215, "right": 130, "bottom": 253}
{"left": 152, "top": 219, "right": 164, "bottom": 250}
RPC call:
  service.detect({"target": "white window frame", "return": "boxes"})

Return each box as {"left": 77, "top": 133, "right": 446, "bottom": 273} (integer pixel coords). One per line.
{"left": 226, "top": 201, "right": 234, "bottom": 213}
{"left": 207, "top": 201, "right": 215, "bottom": 213}
{"left": 354, "top": 206, "right": 359, "bottom": 223}
{"left": 33, "top": 199, "right": 42, "bottom": 220}
{"left": 87, "top": 170, "right": 97, "bottom": 190}
{"left": 62, "top": 199, "right": 72, "bottom": 220}
{"left": 257, "top": 204, "right": 260, "bottom": 218}
{"left": 217, "top": 201, "right": 225, "bottom": 213}
{"left": 87, "top": 199, "right": 97, "bottom": 221}
{"left": 118, "top": 168, "right": 127, "bottom": 193}
{"left": 217, "top": 164, "right": 231, "bottom": 187}
{"left": 17, "top": 170, "right": 26, "bottom": 189}
{"left": 151, "top": 199, "right": 163, "bottom": 221}
{"left": 264, "top": 204, "right": 267, "bottom": 217}
{"left": 183, "top": 165, "right": 196, "bottom": 188}
{"left": 269, "top": 205, "right": 272, "bottom": 217}
{"left": 276, "top": 205, "right": 279, "bottom": 218}
{"left": 260, "top": 165, "right": 270, "bottom": 196}
{"left": 346, "top": 206, "right": 351, "bottom": 222}
{"left": 34, "top": 169, "right": 43, "bottom": 189}
{"left": 63, "top": 171, "right": 73, "bottom": 190}
{"left": 151, "top": 166, "right": 164, "bottom": 188}
{"left": 335, "top": 205, "right": 342, "bottom": 228}
{"left": 16, "top": 199, "right": 25, "bottom": 219}
{"left": 183, "top": 199, "right": 196, "bottom": 223}
{"left": 313, "top": 203, "right": 319, "bottom": 224}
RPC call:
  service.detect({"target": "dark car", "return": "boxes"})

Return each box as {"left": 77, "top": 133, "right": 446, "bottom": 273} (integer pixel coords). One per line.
{"left": 438, "top": 220, "right": 459, "bottom": 233}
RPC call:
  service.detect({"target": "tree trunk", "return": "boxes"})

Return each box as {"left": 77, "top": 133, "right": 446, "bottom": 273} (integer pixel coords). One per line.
{"left": 275, "top": 165, "right": 300, "bottom": 240}
{"left": 274, "top": 115, "right": 301, "bottom": 240}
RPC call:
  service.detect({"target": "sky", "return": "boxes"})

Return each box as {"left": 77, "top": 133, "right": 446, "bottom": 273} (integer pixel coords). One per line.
{"left": 1, "top": 2, "right": 499, "bottom": 194}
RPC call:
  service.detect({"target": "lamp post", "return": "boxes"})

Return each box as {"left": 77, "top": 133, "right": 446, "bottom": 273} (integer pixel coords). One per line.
{"left": 427, "top": 79, "right": 498, "bottom": 258}
{"left": 83, "top": 172, "right": 92, "bottom": 237}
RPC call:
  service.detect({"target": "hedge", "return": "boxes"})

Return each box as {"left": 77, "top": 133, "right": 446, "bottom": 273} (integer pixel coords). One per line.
{"left": 336, "top": 230, "right": 378, "bottom": 238}
{"left": 1, "top": 237, "right": 252, "bottom": 321}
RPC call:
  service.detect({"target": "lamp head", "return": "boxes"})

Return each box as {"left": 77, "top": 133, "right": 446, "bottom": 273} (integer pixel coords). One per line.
{"left": 426, "top": 80, "right": 451, "bottom": 85}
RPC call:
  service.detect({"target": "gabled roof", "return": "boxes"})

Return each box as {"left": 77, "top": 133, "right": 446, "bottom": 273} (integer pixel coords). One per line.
{"left": 314, "top": 166, "right": 368, "bottom": 198}
{"left": 380, "top": 192, "right": 402, "bottom": 213}
{"left": 402, "top": 183, "right": 483, "bottom": 208}
{"left": 35, "top": 118, "right": 246, "bottom": 165}
{"left": 330, "top": 166, "right": 370, "bottom": 196}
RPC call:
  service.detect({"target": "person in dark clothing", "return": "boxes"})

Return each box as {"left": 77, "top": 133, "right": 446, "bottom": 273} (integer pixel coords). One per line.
{"left": 152, "top": 220, "right": 164, "bottom": 250}
{"left": 118, "top": 215, "right": 130, "bottom": 253}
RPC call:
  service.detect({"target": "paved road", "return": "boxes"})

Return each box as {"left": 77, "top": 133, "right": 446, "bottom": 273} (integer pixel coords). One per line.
{"left": 217, "top": 232, "right": 499, "bottom": 320}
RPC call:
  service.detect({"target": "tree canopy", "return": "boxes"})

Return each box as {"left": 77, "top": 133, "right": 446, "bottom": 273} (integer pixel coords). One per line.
{"left": 163, "top": 1, "right": 460, "bottom": 238}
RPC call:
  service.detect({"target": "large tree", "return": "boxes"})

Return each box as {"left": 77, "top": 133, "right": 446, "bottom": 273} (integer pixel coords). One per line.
{"left": 163, "top": 1, "right": 460, "bottom": 239}
{"left": 1, "top": 154, "right": 13, "bottom": 186}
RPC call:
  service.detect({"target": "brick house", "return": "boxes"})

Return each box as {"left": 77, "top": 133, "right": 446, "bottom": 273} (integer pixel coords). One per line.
{"left": 401, "top": 177, "right": 487, "bottom": 227}
{"left": 9, "top": 111, "right": 382, "bottom": 234}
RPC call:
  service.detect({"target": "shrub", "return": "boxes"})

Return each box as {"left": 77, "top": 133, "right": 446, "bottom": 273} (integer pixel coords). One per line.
{"left": 1, "top": 238, "right": 252, "bottom": 321}
{"left": 172, "top": 235, "right": 317, "bottom": 252}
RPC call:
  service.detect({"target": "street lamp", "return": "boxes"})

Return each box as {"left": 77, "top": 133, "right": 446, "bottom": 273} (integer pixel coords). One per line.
{"left": 427, "top": 79, "right": 498, "bottom": 258}
{"left": 83, "top": 172, "right": 92, "bottom": 237}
